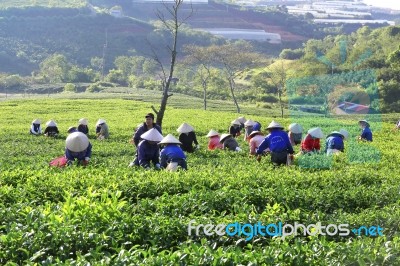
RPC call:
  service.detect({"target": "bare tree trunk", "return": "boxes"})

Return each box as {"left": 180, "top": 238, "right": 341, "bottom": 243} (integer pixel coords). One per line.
{"left": 278, "top": 90, "right": 284, "bottom": 118}
{"left": 202, "top": 80, "right": 207, "bottom": 110}
{"left": 150, "top": 0, "right": 190, "bottom": 128}
{"left": 228, "top": 77, "right": 240, "bottom": 113}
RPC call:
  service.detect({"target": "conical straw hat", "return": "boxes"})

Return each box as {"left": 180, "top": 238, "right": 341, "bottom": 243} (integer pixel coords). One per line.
{"left": 220, "top": 133, "right": 231, "bottom": 143}
{"left": 159, "top": 134, "right": 181, "bottom": 145}
{"left": 206, "top": 129, "right": 219, "bottom": 137}
{"left": 244, "top": 119, "right": 256, "bottom": 127}
{"left": 358, "top": 120, "right": 370, "bottom": 127}
{"left": 266, "top": 120, "right": 283, "bottom": 129}
{"left": 66, "top": 132, "right": 89, "bottom": 152}
{"left": 177, "top": 123, "right": 194, "bottom": 134}
{"left": 237, "top": 117, "right": 246, "bottom": 124}
{"left": 67, "top": 126, "right": 77, "bottom": 133}
{"left": 46, "top": 120, "right": 57, "bottom": 127}
{"left": 327, "top": 131, "right": 344, "bottom": 138}
{"left": 249, "top": 130, "right": 262, "bottom": 138}
{"left": 288, "top": 123, "right": 303, "bottom": 134}
{"left": 307, "top": 127, "right": 324, "bottom": 139}
{"left": 231, "top": 119, "right": 241, "bottom": 126}
{"left": 339, "top": 129, "right": 349, "bottom": 140}
{"left": 32, "top": 119, "right": 41, "bottom": 124}
{"left": 79, "top": 118, "right": 88, "bottom": 126}
{"left": 96, "top": 119, "right": 106, "bottom": 126}
{"left": 141, "top": 128, "right": 163, "bottom": 142}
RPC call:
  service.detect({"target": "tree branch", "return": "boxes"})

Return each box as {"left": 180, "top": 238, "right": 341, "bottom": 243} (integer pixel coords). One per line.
{"left": 151, "top": 105, "right": 159, "bottom": 115}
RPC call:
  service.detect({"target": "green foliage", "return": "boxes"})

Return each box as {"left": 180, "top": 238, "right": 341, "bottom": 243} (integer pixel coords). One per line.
{"left": 63, "top": 83, "right": 76, "bottom": 93}
{"left": 86, "top": 81, "right": 115, "bottom": 92}
{"left": 0, "top": 97, "right": 399, "bottom": 264}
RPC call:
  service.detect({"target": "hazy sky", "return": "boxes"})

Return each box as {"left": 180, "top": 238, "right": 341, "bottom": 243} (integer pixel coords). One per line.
{"left": 363, "top": 0, "right": 400, "bottom": 10}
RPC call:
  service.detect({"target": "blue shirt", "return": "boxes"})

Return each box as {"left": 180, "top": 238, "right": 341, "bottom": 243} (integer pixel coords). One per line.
{"left": 137, "top": 140, "right": 160, "bottom": 167}
{"left": 361, "top": 127, "right": 373, "bottom": 142}
{"left": 134, "top": 123, "right": 162, "bottom": 146}
{"left": 325, "top": 134, "right": 344, "bottom": 152}
{"left": 65, "top": 143, "right": 92, "bottom": 161}
{"left": 256, "top": 130, "right": 294, "bottom": 154}
{"left": 160, "top": 144, "right": 186, "bottom": 168}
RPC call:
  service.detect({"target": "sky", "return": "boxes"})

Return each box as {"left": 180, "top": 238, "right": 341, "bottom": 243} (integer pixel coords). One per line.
{"left": 363, "top": 0, "right": 400, "bottom": 11}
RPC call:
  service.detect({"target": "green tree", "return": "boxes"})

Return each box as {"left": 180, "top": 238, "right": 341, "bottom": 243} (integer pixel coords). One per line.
{"left": 39, "top": 54, "right": 71, "bottom": 83}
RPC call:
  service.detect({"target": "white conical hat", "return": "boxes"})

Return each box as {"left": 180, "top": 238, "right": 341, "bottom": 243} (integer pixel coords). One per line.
{"left": 32, "top": 119, "right": 41, "bottom": 124}
{"left": 266, "top": 120, "right": 284, "bottom": 129}
{"left": 206, "top": 129, "right": 219, "bottom": 137}
{"left": 244, "top": 119, "right": 256, "bottom": 127}
{"left": 46, "top": 120, "right": 57, "bottom": 127}
{"left": 96, "top": 119, "right": 106, "bottom": 126}
{"left": 66, "top": 132, "right": 89, "bottom": 152}
{"left": 288, "top": 123, "right": 303, "bottom": 134}
{"left": 79, "top": 118, "right": 88, "bottom": 126}
{"left": 358, "top": 120, "right": 370, "bottom": 127}
{"left": 327, "top": 131, "right": 344, "bottom": 138}
{"left": 159, "top": 134, "right": 181, "bottom": 145}
{"left": 307, "top": 127, "right": 324, "bottom": 139}
{"left": 177, "top": 123, "right": 194, "bottom": 134}
{"left": 249, "top": 130, "right": 262, "bottom": 138}
{"left": 339, "top": 129, "right": 349, "bottom": 140}
{"left": 220, "top": 133, "right": 231, "bottom": 143}
{"left": 231, "top": 119, "right": 241, "bottom": 125}
{"left": 141, "top": 128, "right": 163, "bottom": 142}
{"left": 237, "top": 117, "right": 246, "bottom": 124}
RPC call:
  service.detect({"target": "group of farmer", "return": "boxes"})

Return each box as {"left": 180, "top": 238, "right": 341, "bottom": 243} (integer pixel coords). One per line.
{"left": 205, "top": 117, "right": 374, "bottom": 166}
{"left": 30, "top": 118, "right": 109, "bottom": 166}
{"left": 30, "top": 112, "right": 377, "bottom": 170}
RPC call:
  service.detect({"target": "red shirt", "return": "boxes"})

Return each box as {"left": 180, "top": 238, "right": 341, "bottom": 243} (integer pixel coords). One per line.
{"left": 301, "top": 134, "right": 320, "bottom": 152}
{"left": 208, "top": 136, "right": 223, "bottom": 150}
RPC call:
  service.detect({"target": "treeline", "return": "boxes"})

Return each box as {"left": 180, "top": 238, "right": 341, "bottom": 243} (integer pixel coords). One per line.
{"left": 279, "top": 26, "right": 400, "bottom": 113}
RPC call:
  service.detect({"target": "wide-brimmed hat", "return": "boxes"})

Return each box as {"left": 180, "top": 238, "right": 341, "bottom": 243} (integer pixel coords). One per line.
{"left": 307, "top": 127, "right": 324, "bottom": 139}
{"left": 159, "top": 134, "right": 181, "bottom": 145}
{"left": 288, "top": 123, "right": 303, "bottom": 134}
{"left": 79, "top": 118, "right": 88, "bottom": 126}
{"left": 327, "top": 131, "right": 344, "bottom": 138}
{"left": 67, "top": 126, "right": 77, "bottom": 133}
{"left": 266, "top": 121, "right": 284, "bottom": 130}
{"left": 244, "top": 119, "right": 256, "bottom": 127}
{"left": 32, "top": 119, "right": 41, "bottom": 124}
{"left": 206, "top": 129, "right": 219, "bottom": 137}
{"left": 96, "top": 119, "right": 106, "bottom": 126}
{"left": 358, "top": 120, "right": 370, "bottom": 127}
{"left": 46, "top": 120, "right": 57, "bottom": 127}
{"left": 66, "top": 132, "right": 89, "bottom": 152}
{"left": 249, "top": 130, "right": 262, "bottom": 138}
{"left": 237, "top": 117, "right": 246, "bottom": 124}
{"left": 177, "top": 123, "right": 194, "bottom": 134}
{"left": 231, "top": 119, "right": 241, "bottom": 126}
{"left": 339, "top": 129, "right": 349, "bottom": 140}
{"left": 219, "top": 133, "right": 232, "bottom": 143}
{"left": 141, "top": 128, "right": 163, "bottom": 142}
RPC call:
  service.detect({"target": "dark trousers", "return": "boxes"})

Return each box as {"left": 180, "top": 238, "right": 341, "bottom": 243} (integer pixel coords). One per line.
{"left": 271, "top": 151, "right": 288, "bottom": 166}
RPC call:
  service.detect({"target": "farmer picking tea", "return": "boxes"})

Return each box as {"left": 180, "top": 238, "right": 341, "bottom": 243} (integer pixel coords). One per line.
{"left": 65, "top": 132, "right": 92, "bottom": 166}
{"left": 177, "top": 122, "right": 199, "bottom": 153}
{"left": 256, "top": 121, "right": 294, "bottom": 166}
{"left": 159, "top": 134, "right": 187, "bottom": 171}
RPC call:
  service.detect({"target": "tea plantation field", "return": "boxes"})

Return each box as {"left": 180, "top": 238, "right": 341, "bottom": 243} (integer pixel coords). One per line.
{"left": 0, "top": 97, "right": 400, "bottom": 265}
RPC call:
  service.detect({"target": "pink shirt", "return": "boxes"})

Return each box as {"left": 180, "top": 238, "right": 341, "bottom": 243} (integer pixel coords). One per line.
{"left": 249, "top": 135, "right": 266, "bottom": 155}
{"left": 208, "top": 136, "right": 223, "bottom": 150}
